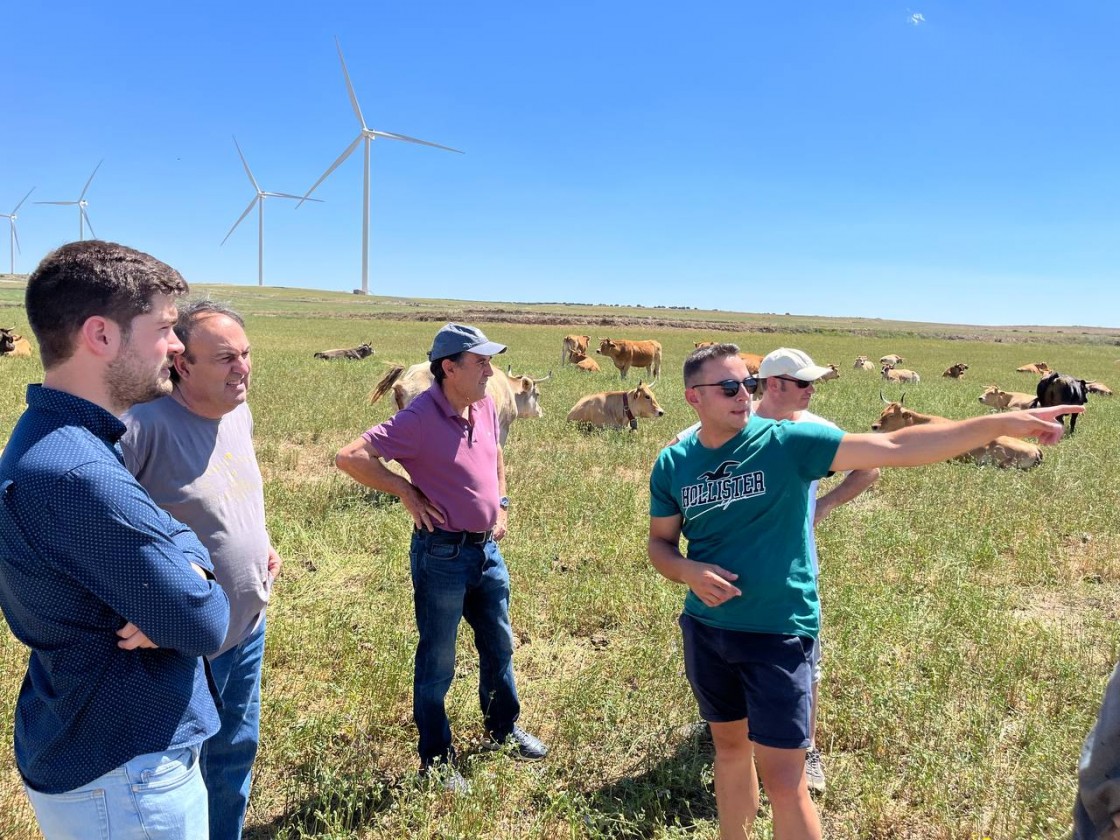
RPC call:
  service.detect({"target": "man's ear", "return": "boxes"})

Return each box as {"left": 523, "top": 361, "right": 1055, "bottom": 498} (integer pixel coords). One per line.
{"left": 78, "top": 316, "right": 120, "bottom": 359}
{"left": 173, "top": 353, "right": 190, "bottom": 379}
{"left": 684, "top": 386, "right": 700, "bottom": 408}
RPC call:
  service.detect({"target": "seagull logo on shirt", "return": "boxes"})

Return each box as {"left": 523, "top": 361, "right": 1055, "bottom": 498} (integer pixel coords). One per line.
{"left": 699, "top": 460, "right": 739, "bottom": 481}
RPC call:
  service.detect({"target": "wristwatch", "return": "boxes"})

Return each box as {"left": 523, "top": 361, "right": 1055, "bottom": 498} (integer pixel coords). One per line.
{"left": 499, "top": 496, "right": 510, "bottom": 511}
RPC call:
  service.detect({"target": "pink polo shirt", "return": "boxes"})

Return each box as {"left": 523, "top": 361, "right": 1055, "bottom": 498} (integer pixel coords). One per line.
{"left": 363, "top": 381, "right": 501, "bottom": 533}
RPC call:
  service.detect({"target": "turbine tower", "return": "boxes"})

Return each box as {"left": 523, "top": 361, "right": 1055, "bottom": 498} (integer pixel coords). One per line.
{"left": 0, "top": 188, "right": 34, "bottom": 275}
{"left": 300, "top": 37, "right": 462, "bottom": 295}
{"left": 221, "top": 137, "right": 321, "bottom": 287}
{"left": 36, "top": 161, "right": 102, "bottom": 240}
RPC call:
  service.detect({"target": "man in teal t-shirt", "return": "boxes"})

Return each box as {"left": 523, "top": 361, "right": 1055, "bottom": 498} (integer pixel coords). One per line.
{"left": 648, "top": 343, "right": 1080, "bottom": 840}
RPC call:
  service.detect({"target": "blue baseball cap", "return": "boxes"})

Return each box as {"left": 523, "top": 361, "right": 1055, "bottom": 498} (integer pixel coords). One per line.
{"left": 428, "top": 323, "right": 508, "bottom": 361}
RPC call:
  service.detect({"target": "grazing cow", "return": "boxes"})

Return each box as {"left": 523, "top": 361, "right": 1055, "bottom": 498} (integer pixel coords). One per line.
{"left": 882, "top": 364, "right": 920, "bottom": 384}
{"left": 315, "top": 342, "right": 374, "bottom": 361}
{"left": 978, "top": 385, "right": 1036, "bottom": 412}
{"left": 566, "top": 382, "right": 664, "bottom": 430}
{"left": 1017, "top": 362, "right": 1051, "bottom": 375}
{"left": 694, "top": 341, "right": 717, "bottom": 349}
{"left": 853, "top": 355, "right": 876, "bottom": 372}
{"left": 943, "top": 363, "right": 969, "bottom": 379}
{"left": 1034, "top": 371, "right": 1088, "bottom": 433}
{"left": 561, "top": 334, "right": 591, "bottom": 365}
{"left": 0, "top": 328, "right": 31, "bottom": 358}
{"left": 597, "top": 337, "right": 662, "bottom": 381}
{"left": 872, "top": 395, "right": 1042, "bottom": 469}
{"left": 369, "top": 362, "right": 548, "bottom": 445}
{"left": 1087, "top": 381, "right": 1113, "bottom": 397}
{"left": 880, "top": 354, "right": 904, "bottom": 366}
{"left": 818, "top": 364, "right": 840, "bottom": 381}
{"left": 568, "top": 351, "right": 600, "bottom": 372}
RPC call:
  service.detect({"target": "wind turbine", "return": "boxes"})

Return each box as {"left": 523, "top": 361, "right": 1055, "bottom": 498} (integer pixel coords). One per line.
{"left": 222, "top": 136, "right": 321, "bottom": 287}
{"left": 36, "top": 161, "right": 102, "bottom": 240}
{"left": 0, "top": 188, "right": 33, "bottom": 275}
{"left": 300, "top": 37, "right": 462, "bottom": 295}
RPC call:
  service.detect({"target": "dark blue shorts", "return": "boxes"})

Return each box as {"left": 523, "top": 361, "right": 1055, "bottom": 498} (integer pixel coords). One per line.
{"left": 679, "top": 612, "right": 815, "bottom": 750}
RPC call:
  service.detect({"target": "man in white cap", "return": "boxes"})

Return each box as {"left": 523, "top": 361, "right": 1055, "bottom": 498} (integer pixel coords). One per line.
{"left": 649, "top": 342, "right": 1078, "bottom": 840}
{"left": 668, "top": 347, "right": 878, "bottom": 793}
{"left": 335, "top": 323, "right": 547, "bottom": 791}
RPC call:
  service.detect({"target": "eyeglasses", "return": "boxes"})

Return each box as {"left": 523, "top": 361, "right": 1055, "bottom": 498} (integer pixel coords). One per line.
{"left": 691, "top": 377, "right": 759, "bottom": 398}
{"left": 775, "top": 376, "right": 814, "bottom": 389}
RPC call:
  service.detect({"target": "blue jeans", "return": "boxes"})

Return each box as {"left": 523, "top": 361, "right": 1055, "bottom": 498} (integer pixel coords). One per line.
{"left": 25, "top": 746, "right": 207, "bottom": 839}
{"left": 410, "top": 531, "right": 521, "bottom": 766}
{"left": 202, "top": 616, "right": 266, "bottom": 840}
{"left": 1076, "top": 659, "right": 1120, "bottom": 838}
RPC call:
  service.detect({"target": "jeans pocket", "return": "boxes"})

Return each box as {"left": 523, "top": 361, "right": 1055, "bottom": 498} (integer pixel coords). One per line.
{"left": 132, "top": 746, "right": 199, "bottom": 792}
{"left": 425, "top": 540, "right": 461, "bottom": 561}
{"left": 26, "top": 785, "right": 111, "bottom": 840}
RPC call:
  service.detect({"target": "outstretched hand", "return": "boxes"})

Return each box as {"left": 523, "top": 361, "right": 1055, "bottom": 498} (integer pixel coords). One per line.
{"left": 1015, "top": 404, "right": 1085, "bottom": 445}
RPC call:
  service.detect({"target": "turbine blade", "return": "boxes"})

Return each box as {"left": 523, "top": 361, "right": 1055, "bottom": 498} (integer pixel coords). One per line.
{"left": 12, "top": 188, "right": 35, "bottom": 214}
{"left": 335, "top": 37, "right": 367, "bottom": 129}
{"left": 221, "top": 196, "right": 259, "bottom": 245}
{"left": 82, "top": 208, "right": 97, "bottom": 240}
{"left": 298, "top": 134, "right": 362, "bottom": 207}
{"left": 12, "top": 224, "right": 21, "bottom": 254}
{"left": 370, "top": 130, "right": 463, "bottom": 154}
{"left": 80, "top": 160, "right": 104, "bottom": 200}
{"left": 263, "top": 191, "right": 321, "bottom": 202}
{"left": 232, "top": 136, "right": 261, "bottom": 193}
{"left": 35, "top": 200, "right": 79, "bottom": 206}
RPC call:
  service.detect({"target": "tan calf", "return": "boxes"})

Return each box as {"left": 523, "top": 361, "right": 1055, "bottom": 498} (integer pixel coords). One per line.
{"left": 566, "top": 382, "right": 664, "bottom": 430}
{"left": 1087, "top": 381, "right": 1113, "bottom": 396}
{"left": 562, "top": 335, "right": 591, "bottom": 365}
{"left": 978, "top": 385, "right": 1036, "bottom": 411}
{"left": 1016, "top": 362, "right": 1051, "bottom": 375}
{"left": 880, "top": 354, "right": 904, "bottom": 366}
{"left": 568, "top": 351, "right": 600, "bottom": 372}
{"left": 881, "top": 364, "right": 920, "bottom": 384}
{"left": 853, "top": 355, "right": 876, "bottom": 371}
{"left": 597, "top": 338, "right": 662, "bottom": 381}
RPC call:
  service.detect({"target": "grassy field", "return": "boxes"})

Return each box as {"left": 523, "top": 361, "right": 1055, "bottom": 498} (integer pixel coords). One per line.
{"left": 1, "top": 283, "right": 1119, "bottom": 838}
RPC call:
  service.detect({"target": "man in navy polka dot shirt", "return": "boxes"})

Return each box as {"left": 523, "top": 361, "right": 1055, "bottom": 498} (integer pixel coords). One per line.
{"left": 0, "top": 241, "right": 231, "bottom": 839}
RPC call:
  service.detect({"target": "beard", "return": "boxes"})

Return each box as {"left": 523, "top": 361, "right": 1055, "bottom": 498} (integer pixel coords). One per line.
{"left": 106, "top": 343, "right": 173, "bottom": 411}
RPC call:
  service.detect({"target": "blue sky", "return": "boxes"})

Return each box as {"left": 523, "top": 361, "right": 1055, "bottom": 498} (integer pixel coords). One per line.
{"left": 2, "top": 2, "right": 1117, "bottom": 326}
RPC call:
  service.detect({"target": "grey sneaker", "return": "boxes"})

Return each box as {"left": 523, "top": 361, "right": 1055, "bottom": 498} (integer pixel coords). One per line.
{"left": 805, "top": 748, "right": 826, "bottom": 793}
{"left": 420, "top": 762, "right": 471, "bottom": 794}
{"left": 483, "top": 726, "right": 549, "bottom": 761}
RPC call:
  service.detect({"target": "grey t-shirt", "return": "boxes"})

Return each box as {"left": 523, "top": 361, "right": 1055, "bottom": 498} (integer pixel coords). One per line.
{"left": 121, "top": 398, "right": 271, "bottom": 657}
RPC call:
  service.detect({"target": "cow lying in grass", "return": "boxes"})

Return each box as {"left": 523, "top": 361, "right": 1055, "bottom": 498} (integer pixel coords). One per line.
{"left": 315, "top": 342, "right": 374, "bottom": 360}
{"left": 567, "top": 382, "right": 664, "bottom": 430}
{"left": 0, "top": 328, "right": 31, "bottom": 357}
{"left": 872, "top": 394, "right": 1042, "bottom": 469}
{"left": 978, "top": 385, "right": 1036, "bottom": 411}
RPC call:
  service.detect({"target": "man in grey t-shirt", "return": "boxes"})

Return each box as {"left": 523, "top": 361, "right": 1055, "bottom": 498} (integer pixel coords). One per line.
{"left": 121, "top": 300, "right": 279, "bottom": 840}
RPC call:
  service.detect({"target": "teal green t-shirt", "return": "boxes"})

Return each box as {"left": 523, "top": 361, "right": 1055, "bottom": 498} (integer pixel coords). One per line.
{"left": 649, "top": 415, "right": 844, "bottom": 637}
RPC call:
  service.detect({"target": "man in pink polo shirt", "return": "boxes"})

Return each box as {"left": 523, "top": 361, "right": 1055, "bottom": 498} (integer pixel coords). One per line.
{"left": 336, "top": 323, "right": 547, "bottom": 790}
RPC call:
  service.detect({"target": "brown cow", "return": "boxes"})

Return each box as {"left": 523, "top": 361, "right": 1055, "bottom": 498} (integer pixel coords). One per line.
{"left": 942, "top": 363, "right": 969, "bottom": 379}
{"left": 738, "top": 353, "right": 763, "bottom": 375}
{"left": 566, "top": 382, "right": 664, "bottom": 430}
{"left": 597, "top": 338, "right": 662, "bottom": 381}
{"left": 0, "top": 328, "right": 31, "bottom": 358}
{"left": 880, "top": 354, "right": 904, "bottom": 366}
{"left": 568, "top": 351, "right": 600, "bottom": 372}
{"left": 853, "top": 355, "right": 876, "bottom": 372}
{"left": 315, "top": 342, "right": 374, "bottom": 360}
{"left": 1016, "top": 362, "right": 1051, "bottom": 375}
{"left": 872, "top": 396, "right": 1042, "bottom": 469}
{"left": 881, "top": 364, "right": 920, "bottom": 384}
{"left": 818, "top": 364, "right": 840, "bottom": 381}
{"left": 694, "top": 341, "right": 717, "bottom": 349}
{"left": 1087, "top": 381, "right": 1113, "bottom": 397}
{"left": 561, "top": 334, "right": 591, "bottom": 365}
{"left": 978, "top": 385, "right": 1036, "bottom": 411}
{"left": 369, "top": 362, "right": 549, "bottom": 445}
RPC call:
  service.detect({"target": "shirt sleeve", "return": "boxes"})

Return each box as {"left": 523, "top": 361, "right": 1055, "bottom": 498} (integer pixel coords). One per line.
{"left": 780, "top": 422, "right": 846, "bottom": 482}
{"left": 363, "top": 407, "right": 423, "bottom": 463}
{"left": 118, "top": 411, "right": 150, "bottom": 477}
{"left": 32, "top": 461, "right": 229, "bottom": 657}
{"left": 649, "top": 449, "right": 682, "bottom": 518}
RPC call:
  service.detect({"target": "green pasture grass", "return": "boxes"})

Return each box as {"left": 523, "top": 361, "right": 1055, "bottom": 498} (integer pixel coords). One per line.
{"left": 1, "top": 285, "right": 1120, "bottom": 838}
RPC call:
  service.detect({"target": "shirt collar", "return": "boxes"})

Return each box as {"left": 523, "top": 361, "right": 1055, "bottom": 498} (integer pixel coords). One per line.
{"left": 25, "top": 384, "right": 127, "bottom": 443}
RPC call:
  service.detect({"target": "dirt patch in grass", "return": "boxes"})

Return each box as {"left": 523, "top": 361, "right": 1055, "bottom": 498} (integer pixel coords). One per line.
{"left": 1059, "top": 532, "right": 1120, "bottom": 584}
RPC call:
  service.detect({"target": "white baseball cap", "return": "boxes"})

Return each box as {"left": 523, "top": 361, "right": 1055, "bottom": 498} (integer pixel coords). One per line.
{"left": 758, "top": 348, "right": 832, "bottom": 381}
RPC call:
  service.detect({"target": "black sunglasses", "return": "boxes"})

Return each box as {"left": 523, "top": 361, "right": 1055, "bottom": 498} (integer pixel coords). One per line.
{"left": 692, "top": 377, "right": 759, "bottom": 398}
{"left": 775, "top": 376, "right": 814, "bottom": 389}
